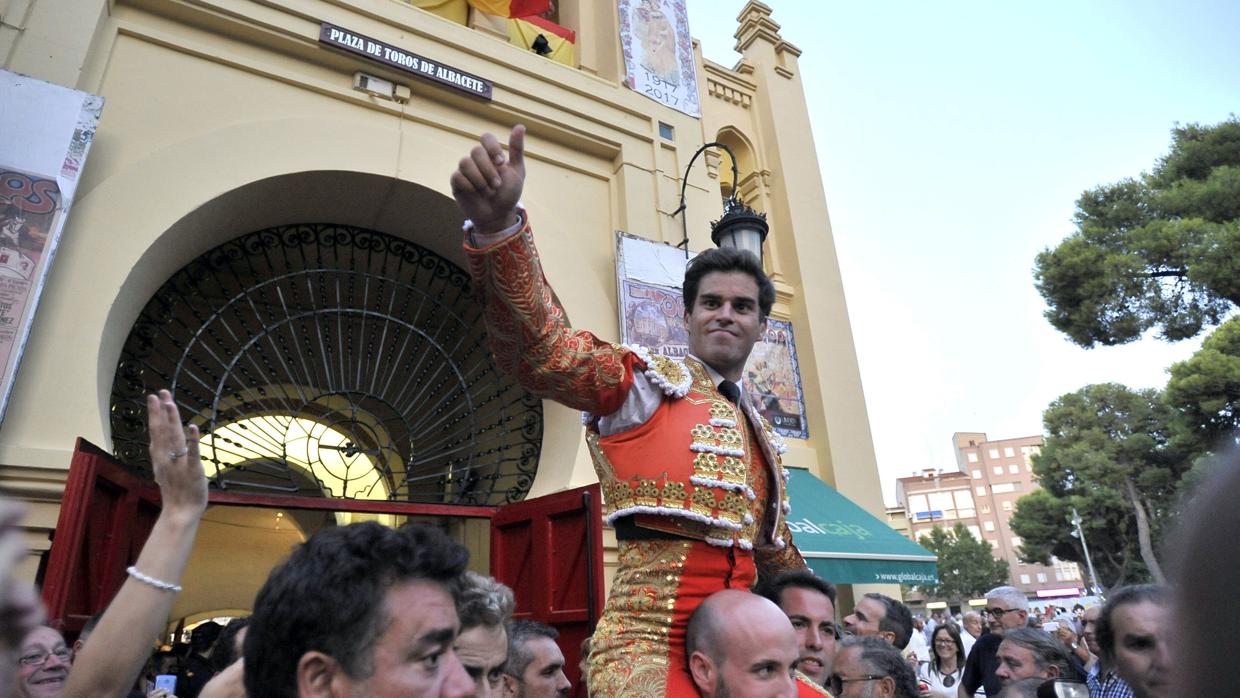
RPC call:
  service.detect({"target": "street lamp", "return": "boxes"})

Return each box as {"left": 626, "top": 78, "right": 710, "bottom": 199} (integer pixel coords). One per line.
{"left": 672, "top": 141, "right": 769, "bottom": 266}
{"left": 1070, "top": 507, "right": 1102, "bottom": 598}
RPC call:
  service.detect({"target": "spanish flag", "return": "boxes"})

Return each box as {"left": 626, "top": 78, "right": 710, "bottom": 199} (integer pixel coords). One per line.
{"left": 468, "top": 0, "right": 550, "bottom": 18}
{"left": 403, "top": 0, "right": 469, "bottom": 25}
{"left": 508, "top": 15, "right": 576, "bottom": 66}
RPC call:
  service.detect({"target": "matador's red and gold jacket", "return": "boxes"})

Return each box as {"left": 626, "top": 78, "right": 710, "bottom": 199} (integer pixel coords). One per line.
{"left": 465, "top": 217, "right": 804, "bottom": 572}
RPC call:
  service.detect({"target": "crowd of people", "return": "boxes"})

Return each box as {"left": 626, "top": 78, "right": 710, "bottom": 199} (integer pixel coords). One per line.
{"left": 0, "top": 507, "right": 1187, "bottom": 698}
{"left": 0, "top": 123, "right": 1232, "bottom": 697}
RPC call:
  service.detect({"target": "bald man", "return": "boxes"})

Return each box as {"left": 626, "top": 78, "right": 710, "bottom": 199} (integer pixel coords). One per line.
{"left": 687, "top": 590, "right": 803, "bottom": 698}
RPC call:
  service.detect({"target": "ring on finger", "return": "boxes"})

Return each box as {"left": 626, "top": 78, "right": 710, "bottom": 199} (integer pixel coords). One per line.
{"left": 169, "top": 447, "right": 189, "bottom": 460}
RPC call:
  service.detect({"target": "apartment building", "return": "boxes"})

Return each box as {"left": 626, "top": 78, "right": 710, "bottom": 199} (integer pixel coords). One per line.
{"left": 895, "top": 432, "right": 1082, "bottom": 598}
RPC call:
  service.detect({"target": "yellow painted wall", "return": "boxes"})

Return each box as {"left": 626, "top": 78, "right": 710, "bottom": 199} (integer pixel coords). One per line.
{"left": 1, "top": 0, "right": 885, "bottom": 608}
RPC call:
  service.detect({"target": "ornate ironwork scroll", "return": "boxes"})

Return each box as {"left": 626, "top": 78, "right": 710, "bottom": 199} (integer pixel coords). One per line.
{"left": 110, "top": 224, "right": 541, "bottom": 505}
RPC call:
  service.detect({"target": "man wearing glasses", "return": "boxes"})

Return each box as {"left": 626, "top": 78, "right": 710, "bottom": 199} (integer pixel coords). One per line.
{"left": 827, "top": 636, "right": 919, "bottom": 698}
{"left": 13, "top": 626, "right": 71, "bottom": 698}
{"left": 959, "top": 586, "right": 1029, "bottom": 697}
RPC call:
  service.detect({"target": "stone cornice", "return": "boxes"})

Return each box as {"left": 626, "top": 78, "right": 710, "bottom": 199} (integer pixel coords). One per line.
{"left": 702, "top": 58, "right": 757, "bottom": 108}
{"left": 707, "top": 78, "right": 752, "bottom": 108}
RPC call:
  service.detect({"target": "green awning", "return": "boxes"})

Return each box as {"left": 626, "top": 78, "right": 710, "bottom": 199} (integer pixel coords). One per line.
{"left": 785, "top": 468, "right": 938, "bottom": 585}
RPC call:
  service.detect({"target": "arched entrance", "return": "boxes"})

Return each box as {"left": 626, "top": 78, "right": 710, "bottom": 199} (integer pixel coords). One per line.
{"left": 42, "top": 174, "right": 603, "bottom": 690}
{"left": 109, "top": 222, "right": 542, "bottom": 507}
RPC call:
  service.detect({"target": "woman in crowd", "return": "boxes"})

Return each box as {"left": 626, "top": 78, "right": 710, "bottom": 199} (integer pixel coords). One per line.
{"left": 62, "top": 390, "right": 208, "bottom": 698}
{"left": 919, "top": 623, "right": 966, "bottom": 698}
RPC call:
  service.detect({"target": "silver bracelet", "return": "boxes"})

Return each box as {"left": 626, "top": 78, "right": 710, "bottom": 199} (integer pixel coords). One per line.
{"left": 126, "top": 565, "right": 182, "bottom": 593}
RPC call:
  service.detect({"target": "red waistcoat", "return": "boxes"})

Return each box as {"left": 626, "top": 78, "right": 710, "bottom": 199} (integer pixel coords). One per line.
{"left": 588, "top": 349, "right": 791, "bottom": 549}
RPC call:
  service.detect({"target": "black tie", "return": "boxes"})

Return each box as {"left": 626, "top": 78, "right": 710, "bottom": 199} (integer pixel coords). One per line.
{"left": 718, "top": 380, "right": 740, "bottom": 405}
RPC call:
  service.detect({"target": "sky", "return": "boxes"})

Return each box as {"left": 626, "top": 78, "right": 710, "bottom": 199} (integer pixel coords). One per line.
{"left": 685, "top": 0, "right": 1240, "bottom": 503}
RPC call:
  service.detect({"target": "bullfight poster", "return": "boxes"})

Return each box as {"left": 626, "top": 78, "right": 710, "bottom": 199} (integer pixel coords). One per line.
{"left": 0, "top": 70, "right": 104, "bottom": 424}
{"left": 615, "top": 233, "right": 808, "bottom": 438}
{"left": 618, "top": 0, "right": 701, "bottom": 117}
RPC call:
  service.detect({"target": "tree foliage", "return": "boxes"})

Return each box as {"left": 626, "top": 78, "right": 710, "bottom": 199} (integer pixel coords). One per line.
{"left": 1010, "top": 383, "right": 1187, "bottom": 588}
{"left": 1034, "top": 117, "right": 1240, "bottom": 347}
{"left": 915, "top": 523, "right": 1009, "bottom": 602}
{"left": 1165, "top": 315, "right": 1240, "bottom": 454}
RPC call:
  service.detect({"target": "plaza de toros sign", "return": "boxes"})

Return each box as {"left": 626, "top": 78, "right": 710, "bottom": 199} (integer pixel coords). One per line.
{"left": 319, "top": 23, "right": 493, "bottom": 100}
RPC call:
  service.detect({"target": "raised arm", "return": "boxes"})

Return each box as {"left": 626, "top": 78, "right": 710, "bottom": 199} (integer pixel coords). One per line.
{"left": 450, "top": 124, "right": 526, "bottom": 235}
{"left": 63, "top": 389, "right": 207, "bottom": 698}
{"left": 451, "top": 127, "right": 640, "bottom": 415}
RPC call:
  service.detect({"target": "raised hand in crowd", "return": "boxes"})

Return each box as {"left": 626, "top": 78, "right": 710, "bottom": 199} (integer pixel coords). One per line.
{"left": 449, "top": 124, "right": 526, "bottom": 234}
{"left": 0, "top": 497, "right": 44, "bottom": 694}
{"left": 63, "top": 390, "right": 208, "bottom": 698}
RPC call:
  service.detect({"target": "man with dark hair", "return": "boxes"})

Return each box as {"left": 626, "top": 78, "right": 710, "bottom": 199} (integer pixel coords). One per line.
{"left": 179, "top": 620, "right": 223, "bottom": 698}
{"left": 457, "top": 572, "right": 515, "bottom": 698}
{"left": 843, "top": 593, "right": 913, "bottom": 650}
{"left": 1081, "top": 604, "right": 1134, "bottom": 698}
{"left": 211, "top": 617, "right": 250, "bottom": 673}
{"left": 687, "top": 589, "right": 800, "bottom": 698}
{"left": 993, "top": 628, "right": 1070, "bottom": 686}
{"left": 829, "top": 635, "right": 919, "bottom": 698}
{"left": 960, "top": 586, "right": 1030, "bottom": 697}
{"left": 757, "top": 570, "right": 838, "bottom": 687}
{"left": 681, "top": 245, "right": 777, "bottom": 319}
{"left": 502, "top": 620, "right": 570, "bottom": 698}
{"left": 1094, "top": 585, "right": 1170, "bottom": 698}
{"left": 243, "top": 521, "right": 473, "bottom": 697}
{"left": 451, "top": 126, "right": 806, "bottom": 698}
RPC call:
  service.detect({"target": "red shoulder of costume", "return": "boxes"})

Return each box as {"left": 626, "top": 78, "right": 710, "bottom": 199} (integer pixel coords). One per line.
{"left": 796, "top": 672, "right": 833, "bottom": 696}
{"left": 464, "top": 221, "right": 642, "bottom": 414}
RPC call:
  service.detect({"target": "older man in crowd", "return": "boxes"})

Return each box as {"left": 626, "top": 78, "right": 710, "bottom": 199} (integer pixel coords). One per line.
{"left": 960, "top": 612, "right": 982, "bottom": 657}
{"left": 1095, "top": 586, "right": 1171, "bottom": 698}
{"left": 994, "top": 678, "right": 1045, "bottom": 698}
{"left": 502, "top": 620, "right": 571, "bottom": 698}
{"left": 456, "top": 572, "right": 515, "bottom": 698}
{"left": 828, "top": 635, "right": 919, "bottom": 698}
{"left": 13, "top": 626, "right": 70, "bottom": 698}
{"left": 843, "top": 593, "right": 914, "bottom": 651}
{"left": 960, "top": 586, "right": 1028, "bottom": 697}
{"left": 757, "top": 570, "right": 839, "bottom": 688}
{"left": 993, "top": 628, "right": 1070, "bottom": 686}
{"left": 687, "top": 589, "right": 802, "bottom": 698}
{"left": 242, "top": 521, "right": 474, "bottom": 697}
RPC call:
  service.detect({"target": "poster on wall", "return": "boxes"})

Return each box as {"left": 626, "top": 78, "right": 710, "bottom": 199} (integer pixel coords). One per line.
{"left": 615, "top": 233, "right": 808, "bottom": 438}
{"left": 0, "top": 70, "right": 104, "bottom": 424}
{"left": 617, "top": 0, "right": 701, "bottom": 117}
{"left": 743, "top": 318, "right": 809, "bottom": 438}
{"left": 620, "top": 277, "right": 688, "bottom": 357}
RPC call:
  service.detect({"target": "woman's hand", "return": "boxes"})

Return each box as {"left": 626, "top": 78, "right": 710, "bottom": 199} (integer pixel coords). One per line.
{"left": 147, "top": 389, "right": 206, "bottom": 523}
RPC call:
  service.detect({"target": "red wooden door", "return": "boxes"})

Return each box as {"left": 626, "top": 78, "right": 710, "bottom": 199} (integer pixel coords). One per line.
{"left": 41, "top": 438, "right": 161, "bottom": 636}
{"left": 491, "top": 483, "right": 605, "bottom": 698}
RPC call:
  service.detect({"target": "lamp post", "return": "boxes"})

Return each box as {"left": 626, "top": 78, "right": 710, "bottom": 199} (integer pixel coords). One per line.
{"left": 672, "top": 141, "right": 769, "bottom": 266}
{"left": 1070, "top": 507, "right": 1102, "bottom": 598}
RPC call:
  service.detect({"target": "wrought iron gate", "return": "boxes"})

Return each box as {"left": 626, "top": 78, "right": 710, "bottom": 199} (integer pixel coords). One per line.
{"left": 110, "top": 223, "right": 542, "bottom": 505}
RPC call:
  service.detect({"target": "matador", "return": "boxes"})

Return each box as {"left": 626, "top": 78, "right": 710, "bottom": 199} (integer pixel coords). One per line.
{"left": 451, "top": 125, "right": 829, "bottom": 697}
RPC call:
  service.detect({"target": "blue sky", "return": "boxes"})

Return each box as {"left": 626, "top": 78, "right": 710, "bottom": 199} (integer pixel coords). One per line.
{"left": 686, "top": 1, "right": 1240, "bottom": 502}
